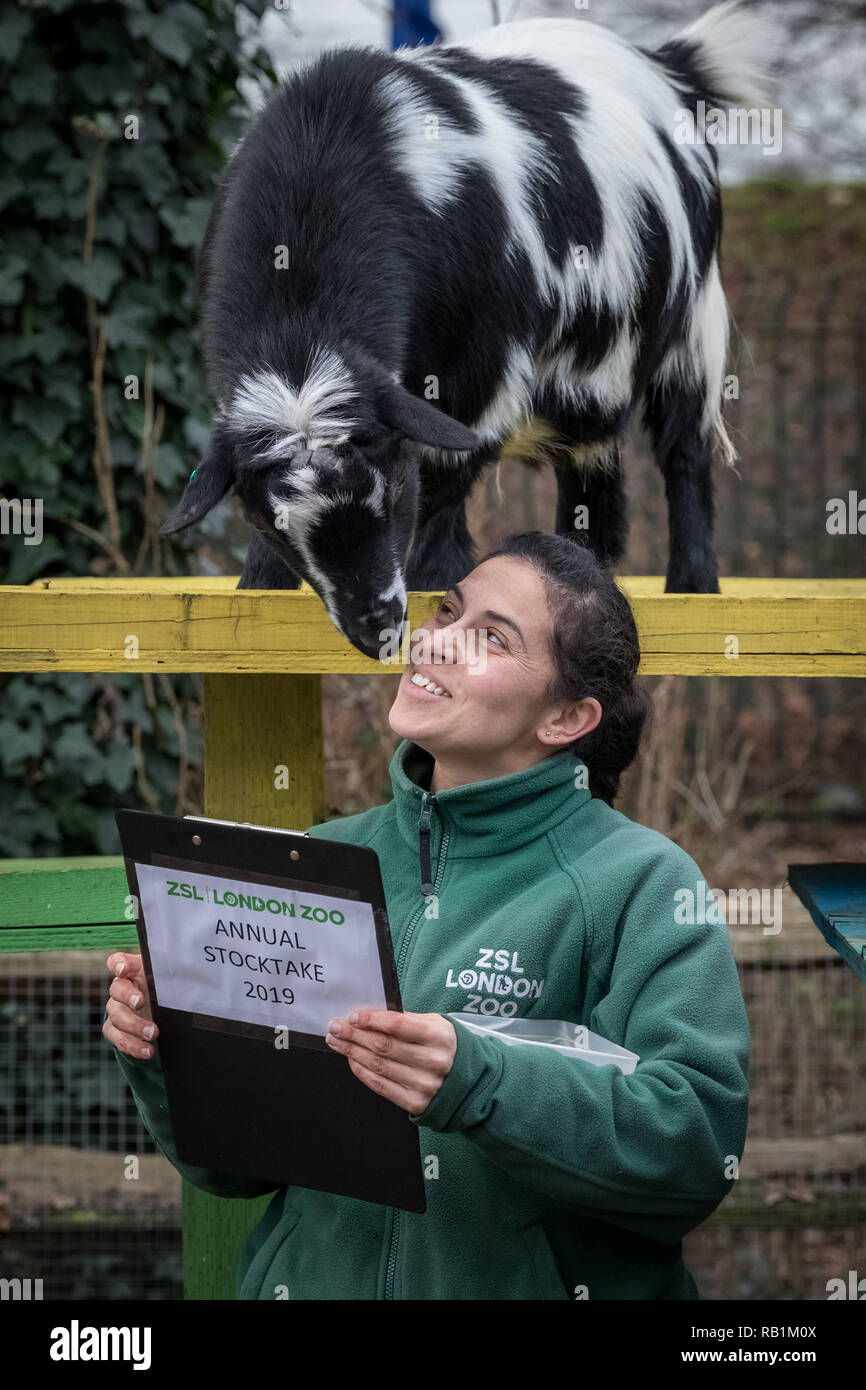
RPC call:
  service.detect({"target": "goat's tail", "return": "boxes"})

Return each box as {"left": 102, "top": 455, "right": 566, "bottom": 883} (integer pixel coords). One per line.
{"left": 653, "top": 0, "right": 778, "bottom": 110}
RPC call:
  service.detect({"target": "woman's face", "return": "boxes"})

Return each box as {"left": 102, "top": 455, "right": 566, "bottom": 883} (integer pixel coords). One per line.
{"left": 388, "top": 555, "right": 601, "bottom": 779}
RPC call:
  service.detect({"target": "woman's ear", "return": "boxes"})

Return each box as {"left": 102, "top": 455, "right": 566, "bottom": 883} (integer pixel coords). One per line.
{"left": 160, "top": 423, "right": 237, "bottom": 535}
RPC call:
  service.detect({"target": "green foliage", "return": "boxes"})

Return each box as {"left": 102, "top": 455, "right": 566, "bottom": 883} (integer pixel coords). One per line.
{"left": 0, "top": 0, "right": 276, "bottom": 856}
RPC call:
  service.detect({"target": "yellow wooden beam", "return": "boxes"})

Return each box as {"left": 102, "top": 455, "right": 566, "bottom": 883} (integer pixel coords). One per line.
{"left": 0, "top": 577, "right": 863, "bottom": 676}
{"left": 182, "top": 670, "right": 326, "bottom": 1300}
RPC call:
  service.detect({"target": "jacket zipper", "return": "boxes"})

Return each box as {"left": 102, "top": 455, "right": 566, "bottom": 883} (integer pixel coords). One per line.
{"left": 383, "top": 789, "right": 451, "bottom": 1300}
{"left": 418, "top": 788, "right": 436, "bottom": 896}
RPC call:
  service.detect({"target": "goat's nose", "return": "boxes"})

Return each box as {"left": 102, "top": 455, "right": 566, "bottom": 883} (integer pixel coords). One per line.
{"left": 360, "top": 605, "right": 402, "bottom": 634}
{"left": 350, "top": 598, "right": 404, "bottom": 644}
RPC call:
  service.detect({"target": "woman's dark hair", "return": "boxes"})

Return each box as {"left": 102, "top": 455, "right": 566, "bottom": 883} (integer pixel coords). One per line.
{"left": 479, "top": 532, "right": 653, "bottom": 807}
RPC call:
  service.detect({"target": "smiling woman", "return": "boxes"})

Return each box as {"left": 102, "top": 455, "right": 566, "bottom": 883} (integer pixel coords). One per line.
{"left": 390, "top": 530, "right": 653, "bottom": 800}
{"left": 107, "top": 530, "right": 750, "bottom": 1301}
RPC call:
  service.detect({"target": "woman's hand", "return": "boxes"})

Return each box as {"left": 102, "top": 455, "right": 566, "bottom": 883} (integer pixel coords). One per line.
{"left": 102, "top": 952, "right": 159, "bottom": 1060}
{"left": 325, "top": 1009, "right": 457, "bottom": 1116}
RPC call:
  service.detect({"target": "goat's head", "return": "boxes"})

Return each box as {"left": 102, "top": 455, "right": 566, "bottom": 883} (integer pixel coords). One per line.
{"left": 159, "top": 356, "right": 480, "bottom": 659}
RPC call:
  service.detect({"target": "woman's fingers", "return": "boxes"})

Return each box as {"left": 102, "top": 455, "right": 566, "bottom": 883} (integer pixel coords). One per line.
{"left": 102, "top": 1000, "right": 157, "bottom": 1060}
{"left": 326, "top": 1010, "right": 453, "bottom": 1072}
{"left": 104, "top": 952, "right": 157, "bottom": 1057}
{"left": 103, "top": 1018, "right": 155, "bottom": 1061}
{"left": 109, "top": 972, "right": 154, "bottom": 1025}
{"left": 325, "top": 1029, "right": 423, "bottom": 1088}
{"left": 106, "top": 951, "right": 146, "bottom": 989}
{"left": 324, "top": 1010, "right": 457, "bottom": 1115}
{"left": 106, "top": 951, "right": 136, "bottom": 977}
{"left": 105, "top": 952, "right": 151, "bottom": 1008}
{"left": 105, "top": 995, "right": 156, "bottom": 1041}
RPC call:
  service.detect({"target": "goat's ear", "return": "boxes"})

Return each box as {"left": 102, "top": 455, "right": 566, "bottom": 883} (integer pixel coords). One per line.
{"left": 377, "top": 382, "right": 481, "bottom": 451}
{"left": 160, "top": 424, "right": 236, "bottom": 536}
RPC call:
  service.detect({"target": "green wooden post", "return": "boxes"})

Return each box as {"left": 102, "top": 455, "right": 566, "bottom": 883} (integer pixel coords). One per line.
{"left": 182, "top": 673, "right": 325, "bottom": 1300}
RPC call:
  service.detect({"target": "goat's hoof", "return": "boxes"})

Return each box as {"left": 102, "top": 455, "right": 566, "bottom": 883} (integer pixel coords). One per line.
{"left": 664, "top": 574, "right": 721, "bottom": 595}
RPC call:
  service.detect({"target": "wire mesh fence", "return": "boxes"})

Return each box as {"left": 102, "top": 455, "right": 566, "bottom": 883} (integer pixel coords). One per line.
{"left": 0, "top": 953, "right": 181, "bottom": 1301}
{"left": 685, "top": 946, "right": 866, "bottom": 1300}
{"left": 1, "top": 931, "right": 863, "bottom": 1300}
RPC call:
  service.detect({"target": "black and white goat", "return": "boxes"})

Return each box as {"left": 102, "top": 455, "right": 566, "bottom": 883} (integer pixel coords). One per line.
{"left": 161, "top": 1, "right": 774, "bottom": 658}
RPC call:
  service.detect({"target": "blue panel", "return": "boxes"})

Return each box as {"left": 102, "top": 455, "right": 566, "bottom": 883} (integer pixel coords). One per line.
{"left": 788, "top": 862, "right": 866, "bottom": 984}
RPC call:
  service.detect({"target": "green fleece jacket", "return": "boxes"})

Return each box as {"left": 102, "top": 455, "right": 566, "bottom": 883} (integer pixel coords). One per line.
{"left": 112, "top": 738, "right": 750, "bottom": 1300}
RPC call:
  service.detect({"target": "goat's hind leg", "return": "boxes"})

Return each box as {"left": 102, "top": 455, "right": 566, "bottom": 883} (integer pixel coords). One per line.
{"left": 643, "top": 380, "right": 721, "bottom": 594}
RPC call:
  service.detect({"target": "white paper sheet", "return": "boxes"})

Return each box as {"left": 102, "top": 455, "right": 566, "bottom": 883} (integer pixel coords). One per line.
{"left": 136, "top": 862, "right": 387, "bottom": 1035}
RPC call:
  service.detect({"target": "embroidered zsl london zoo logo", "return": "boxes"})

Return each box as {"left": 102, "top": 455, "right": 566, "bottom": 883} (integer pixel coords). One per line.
{"left": 443, "top": 947, "right": 545, "bottom": 1017}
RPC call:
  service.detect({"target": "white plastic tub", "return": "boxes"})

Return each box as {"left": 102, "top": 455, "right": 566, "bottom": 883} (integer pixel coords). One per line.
{"left": 448, "top": 1013, "right": 639, "bottom": 1074}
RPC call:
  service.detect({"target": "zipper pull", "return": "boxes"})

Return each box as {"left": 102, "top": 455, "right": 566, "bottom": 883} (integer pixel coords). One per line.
{"left": 418, "top": 791, "right": 436, "bottom": 897}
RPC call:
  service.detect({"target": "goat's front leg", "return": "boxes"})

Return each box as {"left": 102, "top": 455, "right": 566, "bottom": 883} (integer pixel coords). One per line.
{"left": 552, "top": 441, "right": 627, "bottom": 568}
{"left": 237, "top": 532, "right": 302, "bottom": 590}
{"left": 405, "top": 452, "right": 492, "bottom": 590}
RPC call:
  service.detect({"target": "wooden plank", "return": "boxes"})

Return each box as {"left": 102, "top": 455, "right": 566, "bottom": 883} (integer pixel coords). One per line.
{"left": 703, "top": 1185, "right": 866, "bottom": 1228}
{"left": 694, "top": 1130, "right": 866, "bottom": 1229}
{"left": 0, "top": 854, "right": 126, "bottom": 870}
{"left": 0, "top": 926, "right": 138, "bottom": 954}
{"left": 0, "top": 578, "right": 862, "bottom": 675}
{"left": 0, "top": 858, "right": 129, "bottom": 931}
{"left": 29, "top": 577, "right": 253, "bottom": 590}
{"left": 29, "top": 576, "right": 866, "bottom": 596}
{"left": 0, "top": 948, "right": 129, "bottom": 976}
{"left": 625, "top": 579, "right": 866, "bottom": 597}
{"left": 742, "top": 1134, "right": 866, "bottom": 1178}
{"left": 182, "top": 672, "right": 325, "bottom": 1302}
{"left": 3, "top": 1144, "right": 181, "bottom": 1227}
{"left": 0, "top": 856, "right": 135, "bottom": 953}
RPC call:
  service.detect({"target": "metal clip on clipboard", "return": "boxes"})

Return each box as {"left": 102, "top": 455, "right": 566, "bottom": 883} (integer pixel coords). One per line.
{"left": 183, "top": 814, "right": 309, "bottom": 836}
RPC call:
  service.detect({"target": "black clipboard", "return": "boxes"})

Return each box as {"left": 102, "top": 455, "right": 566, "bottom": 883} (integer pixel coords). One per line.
{"left": 115, "top": 809, "right": 426, "bottom": 1214}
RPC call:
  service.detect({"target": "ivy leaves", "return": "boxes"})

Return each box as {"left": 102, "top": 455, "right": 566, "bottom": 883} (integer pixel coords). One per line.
{"left": 0, "top": 0, "right": 274, "bottom": 855}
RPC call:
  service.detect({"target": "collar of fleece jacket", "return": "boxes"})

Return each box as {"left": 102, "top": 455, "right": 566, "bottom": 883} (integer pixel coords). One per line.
{"left": 388, "top": 738, "right": 593, "bottom": 858}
